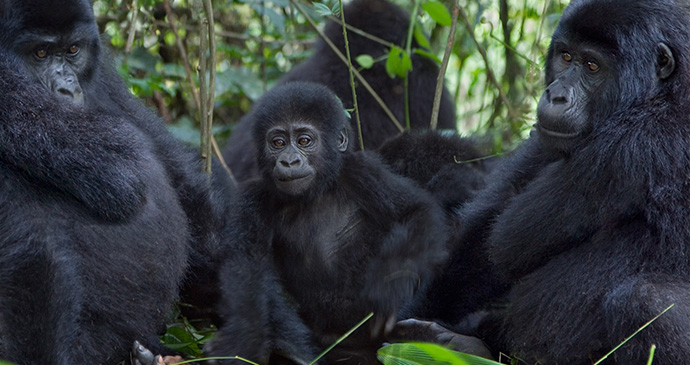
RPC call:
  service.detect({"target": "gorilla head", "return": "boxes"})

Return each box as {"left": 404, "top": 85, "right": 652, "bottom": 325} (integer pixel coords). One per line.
{"left": 251, "top": 81, "right": 352, "bottom": 198}
{"left": 0, "top": 0, "right": 100, "bottom": 105}
{"left": 535, "top": 0, "right": 690, "bottom": 155}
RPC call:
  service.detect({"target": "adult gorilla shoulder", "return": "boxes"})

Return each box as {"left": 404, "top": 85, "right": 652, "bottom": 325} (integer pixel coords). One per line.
{"left": 0, "top": 0, "right": 234, "bottom": 363}
{"left": 459, "top": 0, "right": 690, "bottom": 363}
{"left": 223, "top": 0, "right": 457, "bottom": 182}
{"left": 209, "top": 82, "right": 448, "bottom": 364}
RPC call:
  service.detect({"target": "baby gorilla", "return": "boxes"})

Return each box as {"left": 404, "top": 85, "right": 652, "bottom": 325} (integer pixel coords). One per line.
{"left": 209, "top": 82, "right": 448, "bottom": 364}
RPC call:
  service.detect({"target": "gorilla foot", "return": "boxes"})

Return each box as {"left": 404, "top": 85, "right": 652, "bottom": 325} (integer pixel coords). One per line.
{"left": 132, "top": 341, "right": 183, "bottom": 365}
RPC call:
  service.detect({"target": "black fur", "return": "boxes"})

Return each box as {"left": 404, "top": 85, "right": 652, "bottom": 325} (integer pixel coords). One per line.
{"left": 0, "top": 1, "right": 234, "bottom": 362}
{"left": 210, "top": 82, "right": 448, "bottom": 364}
{"left": 461, "top": 0, "right": 690, "bottom": 363}
{"left": 223, "top": 0, "right": 457, "bottom": 182}
{"left": 377, "top": 130, "right": 505, "bottom": 325}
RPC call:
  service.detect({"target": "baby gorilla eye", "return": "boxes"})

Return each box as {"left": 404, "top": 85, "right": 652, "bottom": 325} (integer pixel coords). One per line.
{"left": 561, "top": 52, "right": 572, "bottom": 62}
{"left": 272, "top": 138, "right": 286, "bottom": 148}
{"left": 586, "top": 61, "right": 600, "bottom": 72}
{"left": 35, "top": 48, "right": 47, "bottom": 59}
{"left": 67, "top": 45, "right": 79, "bottom": 55}
{"left": 297, "top": 136, "right": 312, "bottom": 146}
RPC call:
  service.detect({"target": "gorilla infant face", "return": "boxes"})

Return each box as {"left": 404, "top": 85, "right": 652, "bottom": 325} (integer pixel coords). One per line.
{"left": 266, "top": 122, "right": 320, "bottom": 196}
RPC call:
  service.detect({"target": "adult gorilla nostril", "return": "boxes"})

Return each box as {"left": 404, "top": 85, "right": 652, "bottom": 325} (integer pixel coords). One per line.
{"left": 552, "top": 94, "right": 569, "bottom": 104}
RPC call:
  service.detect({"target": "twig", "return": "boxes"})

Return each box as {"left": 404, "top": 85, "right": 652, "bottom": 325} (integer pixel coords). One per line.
{"left": 164, "top": 0, "right": 234, "bottom": 181}
{"left": 403, "top": 0, "right": 420, "bottom": 130}
{"left": 290, "top": 0, "right": 404, "bottom": 133}
{"left": 124, "top": 0, "right": 139, "bottom": 59}
{"left": 325, "top": 17, "right": 394, "bottom": 51}
{"left": 457, "top": 4, "right": 516, "bottom": 119}
{"left": 197, "top": 0, "right": 210, "bottom": 173}
{"left": 430, "top": 1, "right": 459, "bottom": 129}
{"left": 338, "top": 0, "right": 364, "bottom": 150}
{"left": 202, "top": 0, "right": 217, "bottom": 174}
{"left": 163, "top": 0, "right": 200, "bottom": 109}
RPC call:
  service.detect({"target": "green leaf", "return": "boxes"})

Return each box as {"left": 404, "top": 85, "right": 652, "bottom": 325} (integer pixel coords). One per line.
{"left": 413, "top": 21, "right": 432, "bottom": 50}
{"left": 385, "top": 45, "right": 412, "bottom": 79}
{"left": 356, "top": 54, "right": 375, "bottom": 69}
{"left": 422, "top": 1, "right": 452, "bottom": 27}
{"left": 377, "top": 343, "right": 503, "bottom": 365}
{"left": 313, "top": 2, "right": 332, "bottom": 17}
{"left": 413, "top": 48, "right": 441, "bottom": 64}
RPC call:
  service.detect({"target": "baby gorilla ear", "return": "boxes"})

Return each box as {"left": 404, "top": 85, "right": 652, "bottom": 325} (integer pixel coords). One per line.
{"left": 657, "top": 42, "right": 675, "bottom": 80}
{"left": 337, "top": 128, "right": 349, "bottom": 152}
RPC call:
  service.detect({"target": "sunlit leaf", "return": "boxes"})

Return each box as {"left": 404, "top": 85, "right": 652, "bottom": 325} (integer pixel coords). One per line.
{"left": 422, "top": 1, "right": 452, "bottom": 27}
{"left": 413, "top": 21, "right": 431, "bottom": 50}
{"left": 356, "top": 54, "right": 375, "bottom": 69}
{"left": 385, "top": 45, "right": 412, "bottom": 78}
{"left": 378, "top": 343, "right": 503, "bottom": 365}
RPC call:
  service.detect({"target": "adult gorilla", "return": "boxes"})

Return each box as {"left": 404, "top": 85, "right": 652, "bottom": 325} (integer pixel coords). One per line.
{"left": 0, "top": 1, "right": 233, "bottom": 363}
{"left": 223, "top": 0, "right": 457, "bottom": 182}
{"left": 460, "top": 0, "right": 690, "bottom": 363}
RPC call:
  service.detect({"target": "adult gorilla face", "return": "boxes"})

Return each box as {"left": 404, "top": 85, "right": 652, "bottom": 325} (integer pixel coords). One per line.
{"left": 535, "top": 0, "right": 679, "bottom": 156}
{"left": 0, "top": 0, "right": 100, "bottom": 106}
{"left": 536, "top": 44, "right": 610, "bottom": 153}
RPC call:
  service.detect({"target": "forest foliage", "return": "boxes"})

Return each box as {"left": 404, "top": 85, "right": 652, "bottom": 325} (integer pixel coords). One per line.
{"left": 93, "top": 0, "right": 569, "bottom": 155}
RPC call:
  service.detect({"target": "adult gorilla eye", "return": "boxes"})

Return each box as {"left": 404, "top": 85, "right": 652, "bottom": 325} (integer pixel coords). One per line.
{"left": 297, "top": 136, "right": 311, "bottom": 146}
{"left": 561, "top": 52, "right": 572, "bottom": 62}
{"left": 586, "top": 61, "right": 600, "bottom": 72}
{"left": 67, "top": 45, "right": 79, "bottom": 55}
{"left": 35, "top": 48, "right": 47, "bottom": 59}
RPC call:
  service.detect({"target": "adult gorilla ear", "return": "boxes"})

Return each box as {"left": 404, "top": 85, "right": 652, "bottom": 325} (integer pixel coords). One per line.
{"left": 337, "top": 128, "right": 349, "bottom": 152}
{"left": 657, "top": 42, "right": 675, "bottom": 80}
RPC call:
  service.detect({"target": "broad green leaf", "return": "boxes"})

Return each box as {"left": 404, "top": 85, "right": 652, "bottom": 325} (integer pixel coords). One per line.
{"left": 377, "top": 343, "right": 503, "bottom": 365}
{"left": 385, "top": 46, "right": 412, "bottom": 79}
{"left": 422, "top": 1, "right": 452, "bottom": 27}
{"left": 356, "top": 54, "right": 375, "bottom": 69}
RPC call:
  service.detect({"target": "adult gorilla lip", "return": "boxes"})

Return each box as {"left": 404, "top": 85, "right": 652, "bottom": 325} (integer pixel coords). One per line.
{"left": 536, "top": 123, "right": 579, "bottom": 139}
{"left": 277, "top": 174, "right": 311, "bottom": 182}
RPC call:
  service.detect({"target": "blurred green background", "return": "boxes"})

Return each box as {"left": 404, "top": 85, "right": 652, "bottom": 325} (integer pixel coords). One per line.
{"left": 93, "top": 0, "right": 569, "bottom": 153}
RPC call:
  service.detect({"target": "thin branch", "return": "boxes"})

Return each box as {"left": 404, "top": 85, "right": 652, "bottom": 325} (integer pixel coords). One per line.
{"left": 163, "top": 0, "right": 234, "bottom": 181}
{"left": 163, "top": 0, "right": 200, "bottom": 110}
{"left": 290, "top": 0, "right": 404, "bottom": 133}
{"left": 202, "top": 0, "right": 217, "bottom": 174}
{"left": 338, "top": 0, "right": 364, "bottom": 150}
{"left": 430, "top": 1, "right": 459, "bottom": 129}
{"left": 197, "top": 0, "right": 210, "bottom": 173}
{"left": 457, "top": 4, "right": 516, "bottom": 119}
{"left": 325, "top": 17, "right": 394, "bottom": 49}
{"left": 124, "top": 0, "right": 139, "bottom": 59}
{"left": 403, "top": 0, "right": 420, "bottom": 130}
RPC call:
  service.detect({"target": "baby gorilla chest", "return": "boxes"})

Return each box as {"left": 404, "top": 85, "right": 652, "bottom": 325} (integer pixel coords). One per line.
{"left": 273, "top": 202, "right": 369, "bottom": 274}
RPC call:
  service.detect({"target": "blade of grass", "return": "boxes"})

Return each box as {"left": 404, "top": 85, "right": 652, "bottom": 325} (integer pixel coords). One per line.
{"left": 594, "top": 304, "right": 674, "bottom": 365}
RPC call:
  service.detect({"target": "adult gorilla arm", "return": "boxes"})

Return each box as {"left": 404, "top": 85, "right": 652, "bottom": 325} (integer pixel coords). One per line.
{"left": 0, "top": 53, "right": 147, "bottom": 222}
